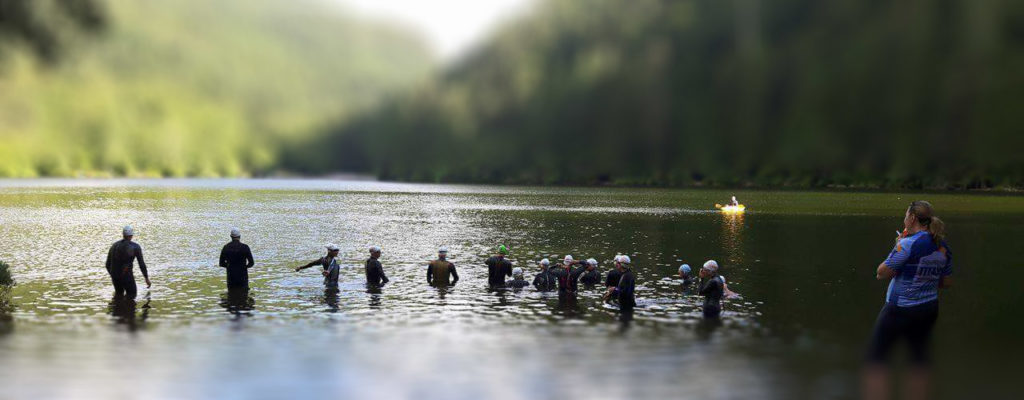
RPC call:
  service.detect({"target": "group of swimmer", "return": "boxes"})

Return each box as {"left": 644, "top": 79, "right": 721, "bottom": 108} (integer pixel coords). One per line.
{"left": 105, "top": 230, "right": 735, "bottom": 318}
{"left": 104, "top": 199, "right": 953, "bottom": 398}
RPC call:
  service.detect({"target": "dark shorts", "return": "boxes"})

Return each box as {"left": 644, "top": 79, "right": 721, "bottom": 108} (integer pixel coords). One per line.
{"left": 866, "top": 301, "right": 938, "bottom": 366}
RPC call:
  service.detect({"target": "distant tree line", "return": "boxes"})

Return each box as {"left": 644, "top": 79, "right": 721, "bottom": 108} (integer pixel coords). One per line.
{"left": 292, "top": 0, "right": 1024, "bottom": 189}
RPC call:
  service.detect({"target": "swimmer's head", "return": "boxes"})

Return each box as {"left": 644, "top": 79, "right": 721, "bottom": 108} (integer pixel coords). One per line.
{"left": 539, "top": 258, "right": 550, "bottom": 268}
{"left": 512, "top": 267, "right": 523, "bottom": 277}
{"left": 679, "top": 264, "right": 691, "bottom": 277}
{"left": 702, "top": 260, "right": 719, "bottom": 275}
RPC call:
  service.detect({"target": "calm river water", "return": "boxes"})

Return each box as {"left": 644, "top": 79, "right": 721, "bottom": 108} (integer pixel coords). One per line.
{"left": 0, "top": 179, "right": 1020, "bottom": 399}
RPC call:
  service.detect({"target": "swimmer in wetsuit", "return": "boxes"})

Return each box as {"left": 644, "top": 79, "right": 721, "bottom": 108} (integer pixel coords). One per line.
{"left": 507, "top": 267, "right": 530, "bottom": 289}
{"left": 295, "top": 243, "right": 341, "bottom": 287}
{"left": 698, "top": 260, "right": 724, "bottom": 319}
{"left": 532, "top": 258, "right": 556, "bottom": 291}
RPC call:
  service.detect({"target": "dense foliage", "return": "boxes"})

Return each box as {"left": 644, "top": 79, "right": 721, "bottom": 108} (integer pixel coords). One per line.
{"left": 299, "top": 0, "right": 1024, "bottom": 189}
{"left": 0, "top": 0, "right": 433, "bottom": 177}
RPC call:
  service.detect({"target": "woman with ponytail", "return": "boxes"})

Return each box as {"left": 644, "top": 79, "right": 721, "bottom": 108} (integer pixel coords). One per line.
{"left": 863, "top": 201, "right": 953, "bottom": 400}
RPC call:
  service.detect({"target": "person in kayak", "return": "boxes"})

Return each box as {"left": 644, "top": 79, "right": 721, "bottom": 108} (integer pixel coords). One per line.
{"left": 698, "top": 260, "right": 724, "bottom": 319}
{"left": 426, "top": 246, "right": 459, "bottom": 286}
{"left": 532, "top": 258, "right": 556, "bottom": 291}
{"left": 863, "top": 200, "right": 952, "bottom": 400}
{"left": 486, "top": 245, "right": 513, "bottom": 287}
{"left": 365, "top": 246, "right": 389, "bottom": 288}
{"left": 295, "top": 243, "right": 341, "bottom": 287}
{"left": 507, "top": 267, "right": 530, "bottom": 289}
{"left": 105, "top": 225, "right": 151, "bottom": 299}
{"left": 550, "top": 255, "right": 586, "bottom": 295}
{"left": 579, "top": 258, "right": 601, "bottom": 286}
{"left": 219, "top": 228, "right": 254, "bottom": 290}
{"left": 603, "top": 255, "right": 635, "bottom": 311}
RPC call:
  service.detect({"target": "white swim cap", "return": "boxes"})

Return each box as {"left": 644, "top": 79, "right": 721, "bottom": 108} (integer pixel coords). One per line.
{"left": 122, "top": 225, "right": 134, "bottom": 236}
{"left": 539, "top": 258, "right": 550, "bottom": 266}
{"left": 586, "top": 258, "right": 598, "bottom": 265}
{"left": 563, "top": 255, "right": 574, "bottom": 263}
{"left": 512, "top": 267, "right": 523, "bottom": 276}
{"left": 618, "top": 255, "right": 631, "bottom": 264}
{"left": 679, "top": 264, "right": 691, "bottom": 275}
{"left": 438, "top": 246, "right": 448, "bottom": 253}
{"left": 702, "top": 260, "right": 719, "bottom": 273}
{"left": 369, "top": 245, "right": 382, "bottom": 253}
{"left": 230, "top": 227, "right": 241, "bottom": 238}
{"left": 326, "top": 243, "right": 339, "bottom": 251}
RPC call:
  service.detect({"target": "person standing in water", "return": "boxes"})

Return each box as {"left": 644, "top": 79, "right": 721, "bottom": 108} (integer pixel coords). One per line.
{"left": 863, "top": 201, "right": 952, "bottom": 400}
{"left": 730, "top": 195, "right": 739, "bottom": 206}
{"left": 427, "top": 246, "right": 459, "bottom": 286}
{"left": 365, "top": 246, "right": 389, "bottom": 288}
{"left": 603, "top": 255, "right": 635, "bottom": 311}
{"left": 604, "top": 256, "right": 624, "bottom": 300}
{"left": 579, "top": 258, "right": 601, "bottom": 286}
{"left": 295, "top": 243, "right": 341, "bottom": 287}
{"left": 677, "top": 264, "right": 694, "bottom": 286}
{"left": 551, "top": 255, "right": 586, "bottom": 295}
{"left": 507, "top": 267, "right": 530, "bottom": 289}
{"left": 485, "top": 245, "right": 513, "bottom": 288}
{"left": 105, "top": 225, "right": 151, "bottom": 299}
{"left": 532, "top": 258, "right": 556, "bottom": 291}
{"left": 219, "top": 228, "right": 254, "bottom": 289}
{"left": 698, "top": 260, "right": 724, "bottom": 318}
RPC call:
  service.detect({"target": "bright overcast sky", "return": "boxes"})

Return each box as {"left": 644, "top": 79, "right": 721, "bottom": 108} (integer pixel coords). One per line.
{"left": 336, "top": 0, "right": 535, "bottom": 59}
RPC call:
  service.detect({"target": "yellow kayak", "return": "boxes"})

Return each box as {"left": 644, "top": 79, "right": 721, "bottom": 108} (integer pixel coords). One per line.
{"left": 720, "top": 204, "right": 745, "bottom": 213}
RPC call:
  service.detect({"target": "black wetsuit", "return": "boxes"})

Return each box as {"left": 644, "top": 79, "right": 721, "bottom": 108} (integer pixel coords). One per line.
{"left": 699, "top": 275, "right": 724, "bottom": 318}
{"left": 551, "top": 264, "right": 585, "bottom": 294}
{"left": 485, "top": 256, "right": 513, "bottom": 287}
{"left": 615, "top": 269, "right": 636, "bottom": 310}
{"left": 580, "top": 268, "right": 600, "bottom": 285}
{"left": 105, "top": 239, "right": 148, "bottom": 299}
{"left": 506, "top": 278, "right": 530, "bottom": 289}
{"left": 427, "top": 259, "right": 459, "bottom": 286}
{"left": 365, "top": 257, "right": 389, "bottom": 287}
{"left": 605, "top": 269, "right": 622, "bottom": 300}
{"left": 219, "top": 240, "right": 254, "bottom": 289}
{"left": 533, "top": 268, "right": 557, "bottom": 291}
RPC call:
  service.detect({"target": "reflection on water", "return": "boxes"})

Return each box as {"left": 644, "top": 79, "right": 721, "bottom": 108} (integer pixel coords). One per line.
{"left": 219, "top": 288, "right": 255, "bottom": 318}
{"left": 0, "top": 180, "right": 1020, "bottom": 399}
{"left": 108, "top": 293, "right": 150, "bottom": 332}
{"left": 321, "top": 287, "right": 340, "bottom": 313}
{"left": 721, "top": 211, "right": 746, "bottom": 267}
{"left": 0, "top": 287, "right": 13, "bottom": 335}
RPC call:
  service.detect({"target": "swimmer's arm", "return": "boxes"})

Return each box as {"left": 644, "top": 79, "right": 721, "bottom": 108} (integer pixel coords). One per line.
{"left": 426, "top": 265, "right": 433, "bottom": 284}
{"left": 295, "top": 258, "right": 321, "bottom": 272}
{"left": 450, "top": 265, "right": 459, "bottom": 283}
{"left": 219, "top": 246, "right": 228, "bottom": 268}
{"left": 244, "top": 246, "right": 254, "bottom": 269}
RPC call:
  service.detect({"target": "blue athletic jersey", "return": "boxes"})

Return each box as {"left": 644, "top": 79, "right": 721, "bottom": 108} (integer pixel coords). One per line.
{"left": 883, "top": 231, "right": 952, "bottom": 307}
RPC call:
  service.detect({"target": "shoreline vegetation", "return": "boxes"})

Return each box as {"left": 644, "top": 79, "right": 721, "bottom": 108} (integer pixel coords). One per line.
{"left": 0, "top": 175, "right": 1020, "bottom": 193}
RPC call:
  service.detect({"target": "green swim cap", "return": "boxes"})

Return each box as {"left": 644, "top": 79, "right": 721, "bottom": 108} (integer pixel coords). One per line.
{"left": 497, "top": 245, "right": 509, "bottom": 255}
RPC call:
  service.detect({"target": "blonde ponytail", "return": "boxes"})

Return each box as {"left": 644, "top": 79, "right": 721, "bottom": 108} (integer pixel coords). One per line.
{"left": 928, "top": 216, "right": 946, "bottom": 244}
{"left": 908, "top": 200, "right": 946, "bottom": 244}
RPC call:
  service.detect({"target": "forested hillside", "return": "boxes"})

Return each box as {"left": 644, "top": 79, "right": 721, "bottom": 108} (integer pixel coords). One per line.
{"left": 0, "top": 0, "right": 433, "bottom": 177}
{"left": 297, "top": 0, "right": 1024, "bottom": 189}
